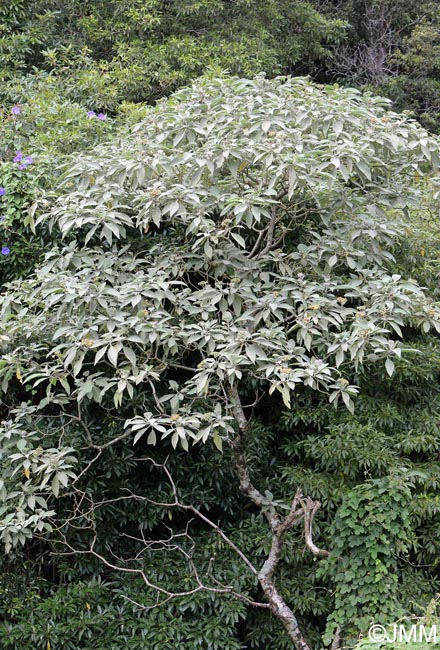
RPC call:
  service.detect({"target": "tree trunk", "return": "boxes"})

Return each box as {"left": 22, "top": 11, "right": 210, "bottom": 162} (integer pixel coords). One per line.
{"left": 228, "top": 385, "right": 313, "bottom": 650}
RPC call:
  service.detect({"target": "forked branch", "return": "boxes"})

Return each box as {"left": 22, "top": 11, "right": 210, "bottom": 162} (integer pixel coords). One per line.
{"left": 228, "top": 384, "right": 329, "bottom": 650}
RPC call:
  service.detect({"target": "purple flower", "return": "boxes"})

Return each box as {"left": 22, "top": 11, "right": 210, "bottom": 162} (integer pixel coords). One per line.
{"left": 23, "top": 156, "right": 33, "bottom": 165}
{"left": 1, "top": 247, "right": 10, "bottom": 256}
{"left": 13, "top": 151, "right": 23, "bottom": 163}
{"left": 87, "top": 110, "right": 96, "bottom": 118}
{"left": 11, "top": 106, "right": 21, "bottom": 115}
{"left": 0, "top": 216, "right": 5, "bottom": 222}
{"left": 0, "top": 188, "right": 5, "bottom": 196}
{"left": 18, "top": 164, "right": 27, "bottom": 170}
{"left": 97, "top": 113, "right": 106, "bottom": 120}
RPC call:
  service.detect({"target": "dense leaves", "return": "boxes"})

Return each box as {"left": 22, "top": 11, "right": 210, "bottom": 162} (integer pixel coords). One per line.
{"left": 2, "top": 1, "right": 440, "bottom": 648}
{"left": 320, "top": 0, "right": 440, "bottom": 130}
{"left": 1, "top": 75, "right": 440, "bottom": 647}
{"left": 0, "top": 0, "right": 345, "bottom": 110}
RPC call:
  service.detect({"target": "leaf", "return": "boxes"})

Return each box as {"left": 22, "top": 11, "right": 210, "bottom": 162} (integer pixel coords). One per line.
{"left": 335, "top": 348, "right": 344, "bottom": 368}
{"left": 123, "top": 346, "right": 137, "bottom": 366}
{"left": 231, "top": 232, "right": 246, "bottom": 248}
{"left": 213, "top": 431, "right": 223, "bottom": 452}
{"left": 73, "top": 353, "right": 85, "bottom": 377}
{"left": 166, "top": 200, "right": 179, "bottom": 216}
{"left": 147, "top": 431, "right": 157, "bottom": 445}
{"left": 334, "top": 120, "right": 343, "bottom": 136}
{"left": 279, "top": 385, "right": 291, "bottom": 408}
{"left": 59, "top": 376, "right": 71, "bottom": 395}
{"left": 51, "top": 475, "right": 60, "bottom": 498}
{"left": 57, "top": 471, "right": 69, "bottom": 488}
{"left": 64, "top": 347, "right": 77, "bottom": 368}
{"left": 133, "top": 427, "right": 147, "bottom": 444}
{"left": 245, "top": 344, "right": 257, "bottom": 363}
{"left": 288, "top": 167, "right": 297, "bottom": 197}
{"left": 107, "top": 345, "right": 119, "bottom": 367}
{"left": 385, "top": 358, "right": 395, "bottom": 377}
{"left": 356, "top": 159, "right": 371, "bottom": 180}
{"left": 94, "top": 346, "right": 108, "bottom": 364}
{"left": 195, "top": 372, "right": 209, "bottom": 394}
{"left": 341, "top": 391, "right": 354, "bottom": 414}
{"left": 16, "top": 438, "right": 27, "bottom": 451}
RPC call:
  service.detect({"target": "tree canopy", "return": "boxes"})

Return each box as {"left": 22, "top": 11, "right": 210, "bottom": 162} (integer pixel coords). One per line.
{"left": 1, "top": 75, "right": 440, "bottom": 648}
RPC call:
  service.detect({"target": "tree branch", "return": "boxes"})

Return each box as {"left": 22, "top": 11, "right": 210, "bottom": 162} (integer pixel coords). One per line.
{"left": 301, "top": 496, "right": 329, "bottom": 558}
{"left": 227, "top": 383, "right": 313, "bottom": 650}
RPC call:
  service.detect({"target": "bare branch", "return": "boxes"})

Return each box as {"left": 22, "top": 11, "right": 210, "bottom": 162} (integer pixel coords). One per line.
{"left": 301, "top": 497, "right": 329, "bottom": 558}
{"left": 56, "top": 393, "right": 327, "bottom": 650}
{"left": 54, "top": 520, "right": 268, "bottom": 611}
{"left": 253, "top": 206, "right": 283, "bottom": 259}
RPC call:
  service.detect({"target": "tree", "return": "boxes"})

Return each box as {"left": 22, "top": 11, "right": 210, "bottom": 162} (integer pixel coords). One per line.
{"left": 319, "top": 0, "right": 440, "bottom": 131}
{"left": 1, "top": 75, "right": 440, "bottom": 648}
{"left": 0, "top": 0, "right": 346, "bottom": 110}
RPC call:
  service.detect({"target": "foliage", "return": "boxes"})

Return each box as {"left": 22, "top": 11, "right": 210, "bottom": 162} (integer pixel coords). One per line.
{"left": 0, "top": 576, "right": 246, "bottom": 650}
{"left": 0, "top": 0, "right": 56, "bottom": 77}
{"left": 320, "top": 0, "right": 440, "bottom": 130}
{"left": 278, "top": 327, "right": 440, "bottom": 646}
{"left": 1, "top": 75, "right": 440, "bottom": 647}
{"left": 352, "top": 597, "right": 440, "bottom": 650}
{"left": 0, "top": 75, "right": 114, "bottom": 157}
{"left": 321, "top": 474, "right": 414, "bottom": 643}
{"left": 0, "top": 83, "right": 116, "bottom": 284}
{"left": 3, "top": 0, "right": 440, "bottom": 646}
{"left": 0, "top": 0, "right": 346, "bottom": 110}
{"left": 382, "top": 19, "right": 440, "bottom": 132}
{"left": 6, "top": 0, "right": 440, "bottom": 133}
{"left": 2, "top": 73, "right": 439, "bottom": 542}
